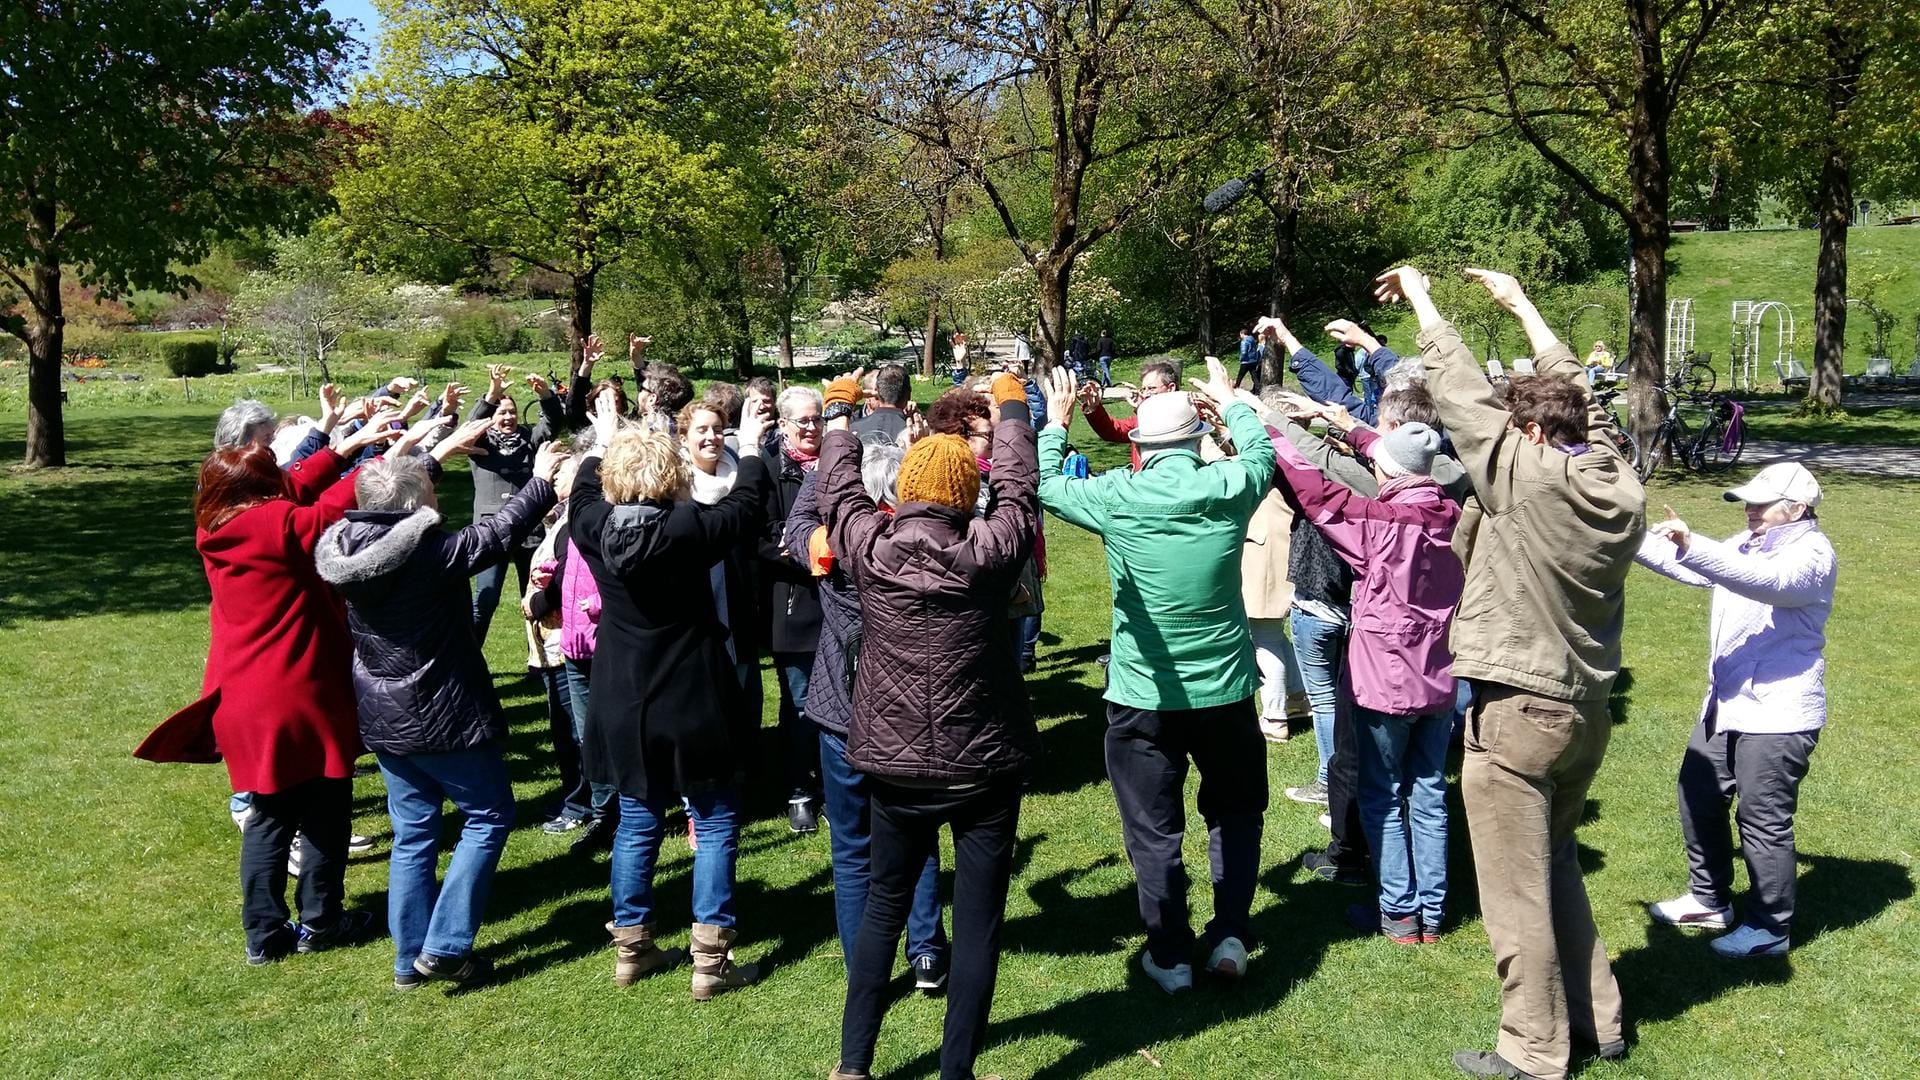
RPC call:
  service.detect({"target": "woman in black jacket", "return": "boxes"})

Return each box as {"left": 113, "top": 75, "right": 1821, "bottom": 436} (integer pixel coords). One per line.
{"left": 761, "top": 385, "right": 826, "bottom": 832}
{"left": 468, "top": 363, "right": 565, "bottom": 643}
{"left": 570, "top": 398, "right": 768, "bottom": 1000}
{"left": 314, "top": 433, "right": 563, "bottom": 989}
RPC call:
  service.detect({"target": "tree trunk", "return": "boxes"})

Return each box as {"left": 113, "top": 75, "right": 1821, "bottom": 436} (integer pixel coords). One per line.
{"left": 1195, "top": 241, "right": 1215, "bottom": 358}
{"left": 1704, "top": 159, "right": 1731, "bottom": 232}
{"left": 568, "top": 269, "right": 596, "bottom": 369}
{"left": 1261, "top": 202, "right": 1298, "bottom": 388}
{"left": 722, "top": 279, "right": 753, "bottom": 378}
{"left": 921, "top": 193, "right": 948, "bottom": 378}
{"left": 23, "top": 256, "right": 66, "bottom": 469}
{"left": 1808, "top": 29, "right": 1865, "bottom": 412}
{"left": 1623, "top": 17, "right": 1673, "bottom": 452}
{"left": 921, "top": 303, "right": 940, "bottom": 380}
{"left": 1808, "top": 143, "right": 1851, "bottom": 410}
{"left": 777, "top": 249, "right": 796, "bottom": 372}
{"left": 1034, "top": 254, "right": 1072, "bottom": 375}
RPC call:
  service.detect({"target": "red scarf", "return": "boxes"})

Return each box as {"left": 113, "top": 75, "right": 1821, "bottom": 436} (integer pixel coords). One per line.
{"left": 784, "top": 443, "right": 819, "bottom": 472}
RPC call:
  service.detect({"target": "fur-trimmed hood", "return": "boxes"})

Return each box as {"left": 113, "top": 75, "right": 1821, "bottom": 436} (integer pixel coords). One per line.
{"left": 316, "top": 507, "right": 444, "bottom": 587}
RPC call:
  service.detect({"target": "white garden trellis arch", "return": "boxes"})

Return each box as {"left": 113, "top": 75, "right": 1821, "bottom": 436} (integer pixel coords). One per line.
{"left": 1731, "top": 300, "right": 1796, "bottom": 390}
{"left": 1664, "top": 298, "right": 1695, "bottom": 383}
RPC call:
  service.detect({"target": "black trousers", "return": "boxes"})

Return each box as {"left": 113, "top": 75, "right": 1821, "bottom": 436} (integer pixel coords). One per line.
{"left": 1678, "top": 713, "right": 1819, "bottom": 934}
{"left": 239, "top": 775, "right": 352, "bottom": 951}
{"left": 1323, "top": 694, "right": 1372, "bottom": 871}
{"left": 1105, "top": 697, "right": 1268, "bottom": 967}
{"left": 840, "top": 778, "right": 1022, "bottom": 1080}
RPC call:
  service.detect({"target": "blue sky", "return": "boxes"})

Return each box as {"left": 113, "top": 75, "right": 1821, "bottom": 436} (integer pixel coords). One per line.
{"left": 325, "top": 0, "right": 384, "bottom": 53}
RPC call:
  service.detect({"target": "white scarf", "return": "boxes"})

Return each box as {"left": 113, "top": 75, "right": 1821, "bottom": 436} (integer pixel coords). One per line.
{"left": 689, "top": 451, "right": 738, "bottom": 505}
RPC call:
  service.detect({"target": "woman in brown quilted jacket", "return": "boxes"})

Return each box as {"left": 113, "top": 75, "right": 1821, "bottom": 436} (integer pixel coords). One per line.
{"left": 818, "top": 371, "right": 1038, "bottom": 1080}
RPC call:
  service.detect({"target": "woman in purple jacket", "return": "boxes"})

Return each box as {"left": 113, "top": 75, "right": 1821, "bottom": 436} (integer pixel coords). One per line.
{"left": 1268, "top": 414, "right": 1463, "bottom": 945}
{"left": 1636, "top": 462, "right": 1836, "bottom": 958}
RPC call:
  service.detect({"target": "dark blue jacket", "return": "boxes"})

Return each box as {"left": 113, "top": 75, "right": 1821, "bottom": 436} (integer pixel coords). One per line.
{"left": 1289, "top": 345, "right": 1402, "bottom": 427}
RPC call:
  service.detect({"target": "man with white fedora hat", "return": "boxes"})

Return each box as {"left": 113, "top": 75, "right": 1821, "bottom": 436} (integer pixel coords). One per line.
{"left": 1636, "top": 460, "right": 1836, "bottom": 959}
{"left": 1035, "top": 357, "right": 1276, "bottom": 993}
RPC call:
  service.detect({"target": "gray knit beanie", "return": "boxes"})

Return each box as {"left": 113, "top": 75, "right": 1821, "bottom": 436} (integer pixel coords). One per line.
{"left": 1375, "top": 421, "right": 1442, "bottom": 478}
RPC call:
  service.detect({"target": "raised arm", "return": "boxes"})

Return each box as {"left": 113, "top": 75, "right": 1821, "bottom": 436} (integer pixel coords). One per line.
{"left": 445, "top": 477, "right": 558, "bottom": 577}
{"left": 1680, "top": 531, "right": 1836, "bottom": 608}
{"left": 1635, "top": 531, "right": 1714, "bottom": 588}
{"left": 1037, "top": 368, "right": 1109, "bottom": 535}
{"left": 283, "top": 446, "right": 349, "bottom": 505}
{"left": 968, "top": 376, "right": 1039, "bottom": 571}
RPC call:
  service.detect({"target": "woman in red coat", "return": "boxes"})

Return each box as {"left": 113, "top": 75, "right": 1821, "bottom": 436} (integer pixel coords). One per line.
{"left": 190, "top": 420, "right": 400, "bottom": 964}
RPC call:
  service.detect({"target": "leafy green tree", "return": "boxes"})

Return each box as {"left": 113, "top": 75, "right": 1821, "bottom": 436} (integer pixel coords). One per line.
{"left": 0, "top": 0, "right": 353, "bottom": 467}
{"left": 1443, "top": 0, "right": 1748, "bottom": 442}
{"left": 335, "top": 0, "right": 783, "bottom": 369}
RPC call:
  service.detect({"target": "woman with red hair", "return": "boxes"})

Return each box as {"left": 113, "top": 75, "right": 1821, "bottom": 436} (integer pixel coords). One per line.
{"left": 183, "top": 414, "right": 407, "bottom": 964}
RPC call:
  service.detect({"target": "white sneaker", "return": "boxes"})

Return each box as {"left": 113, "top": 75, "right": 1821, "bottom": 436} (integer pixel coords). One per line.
{"left": 1140, "top": 952, "right": 1193, "bottom": 994}
{"left": 1709, "top": 923, "right": 1788, "bottom": 958}
{"left": 1207, "top": 937, "right": 1248, "bottom": 979}
{"left": 287, "top": 835, "right": 305, "bottom": 878}
{"left": 1317, "top": 813, "right": 1332, "bottom": 830}
{"left": 231, "top": 805, "right": 256, "bottom": 832}
{"left": 1648, "top": 893, "right": 1732, "bottom": 929}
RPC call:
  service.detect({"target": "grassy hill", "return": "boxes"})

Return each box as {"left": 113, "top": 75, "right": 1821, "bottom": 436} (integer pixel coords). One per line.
{"left": 1354, "top": 226, "right": 1920, "bottom": 389}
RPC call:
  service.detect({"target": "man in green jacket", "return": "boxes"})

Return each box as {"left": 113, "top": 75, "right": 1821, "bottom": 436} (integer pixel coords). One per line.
{"left": 1374, "top": 266, "right": 1644, "bottom": 1080}
{"left": 1036, "top": 358, "right": 1276, "bottom": 994}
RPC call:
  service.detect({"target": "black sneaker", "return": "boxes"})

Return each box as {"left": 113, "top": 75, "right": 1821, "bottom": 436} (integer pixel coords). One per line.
{"left": 245, "top": 924, "right": 296, "bottom": 966}
{"left": 1347, "top": 903, "right": 1421, "bottom": 944}
{"left": 394, "top": 968, "right": 427, "bottom": 991}
{"left": 1452, "top": 1049, "right": 1542, "bottom": 1079}
{"left": 542, "top": 813, "right": 590, "bottom": 835}
{"left": 413, "top": 951, "right": 493, "bottom": 987}
{"left": 296, "top": 909, "right": 376, "bottom": 954}
{"left": 788, "top": 796, "right": 820, "bottom": 835}
{"left": 912, "top": 952, "right": 948, "bottom": 994}
{"left": 571, "top": 814, "right": 615, "bottom": 852}
{"left": 1302, "top": 851, "right": 1367, "bottom": 885}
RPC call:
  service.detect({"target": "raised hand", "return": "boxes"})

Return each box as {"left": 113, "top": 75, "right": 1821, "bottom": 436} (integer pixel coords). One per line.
{"left": 525, "top": 372, "right": 553, "bottom": 399}
{"left": 591, "top": 387, "right": 622, "bottom": 446}
{"left": 485, "top": 364, "right": 511, "bottom": 401}
{"left": 1040, "top": 367, "right": 1077, "bottom": 425}
{"left": 1076, "top": 379, "right": 1105, "bottom": 413}
{"left": 431, "top": 416, "right": 497, "bottom": 462}
{"left": 627, "top": 333, "right": 651, "bottom": 360}
{"left": 1319, "top": 401, "right": 1359, "bottom": 433}
{"left": 1324, "top": 319, "right": 1381, "bottom": 353}
{"left": 1186, "top": 355, "right": 1235, "bottom": 408}
{"left": 533, "top": 440, "right": 569, "bottom": 483}
{"left": 1270, "top": 389, "right": 1321, "bottom": 420}
{"left": 384, "top": 376, "right": 420, "bottom": 397}
{"left": 341, "top": 396, "right": 374, "bottom": 425}
{"left": 1462, "top": 267, "right": 1531, "bottom": 313}
{"left": 440, "top": 381, "right": 467, "bottom": 413}
{"left": 901, "top": 405, "right": 931, "bottom": 446}
{"left": 579, "top": 334, "right": 604, "bottom": 376}
{"left": 1372, "top": 265, "right": 1432, "bottom": 306}
{"left": 318, "top": 383, "right": 344, "bottom": 431}
{"left": 342, "top": 408, "right": 404, "bottom": 453}
{"left": 737, "top": 395, "right": 773, "bottom": 454}
{"left": 391, "top": 413, "right": 452, "bottom": 456}
{"left": 402, "top": 389, "right": 432, "bottom": 421}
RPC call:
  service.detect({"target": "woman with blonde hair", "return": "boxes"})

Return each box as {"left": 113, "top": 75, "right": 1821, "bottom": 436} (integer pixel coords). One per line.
{"left": 569, "top": 393, "right": 769, "bottom": 1000}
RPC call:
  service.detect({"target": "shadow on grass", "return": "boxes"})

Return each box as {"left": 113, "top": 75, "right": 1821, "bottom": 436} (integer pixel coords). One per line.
{"left": 882, "top": 848, "right": 1347, "bottom": 1079}
{"left": 1613, "top": 853, "right": 1913, "bottom": 1032}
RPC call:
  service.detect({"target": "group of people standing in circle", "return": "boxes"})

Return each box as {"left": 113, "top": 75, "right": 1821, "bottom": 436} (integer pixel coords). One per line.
{"left": 150, "top": 263, "right": 1837, "bottom": 1080}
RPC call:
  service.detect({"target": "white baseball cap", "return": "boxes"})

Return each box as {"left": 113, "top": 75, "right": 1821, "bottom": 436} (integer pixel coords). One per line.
{"left": 1723, "top": 462, "right": 1822, "bottom": 508}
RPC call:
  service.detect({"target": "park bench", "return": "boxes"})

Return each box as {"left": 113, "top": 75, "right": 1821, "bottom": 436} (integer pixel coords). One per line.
{"left": 1773, "top": 358, "right": 1809, "bottom": 389}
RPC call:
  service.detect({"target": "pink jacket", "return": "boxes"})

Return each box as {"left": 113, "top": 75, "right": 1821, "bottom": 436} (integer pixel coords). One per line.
{"left": 1270, "top": 430, "right": 1463, "bottom": 716}
{"left": 560, "top": 536, "right": 601, "bottom": 660}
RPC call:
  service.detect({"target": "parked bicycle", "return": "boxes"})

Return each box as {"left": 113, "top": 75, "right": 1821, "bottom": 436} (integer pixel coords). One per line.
{"left": 1636, "top": 381, "right": 1745, "bottom": 481}
{"left": 1594, "top": 387, "right": 1642, "bottom": 474}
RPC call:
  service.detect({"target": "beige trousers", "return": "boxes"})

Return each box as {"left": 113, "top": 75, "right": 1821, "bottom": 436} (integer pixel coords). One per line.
{"left": 1463, "top": 682, "right": 1624, "bottom": 1080}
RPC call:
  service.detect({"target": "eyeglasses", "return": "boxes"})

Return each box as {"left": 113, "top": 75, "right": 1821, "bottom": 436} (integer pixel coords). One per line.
{"left": 1140, "top": 382, "right": 1173, "bottom": 395}
{"left": 783, "top": 415, "right": 823, "bottom": 428}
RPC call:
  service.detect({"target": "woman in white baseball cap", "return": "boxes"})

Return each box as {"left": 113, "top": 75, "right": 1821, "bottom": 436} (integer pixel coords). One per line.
{"left": 1633, "top": 461, "right": 1837, "bottom": 957}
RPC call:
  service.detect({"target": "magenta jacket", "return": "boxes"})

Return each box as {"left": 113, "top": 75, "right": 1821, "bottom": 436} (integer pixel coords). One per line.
{"left": 560, "top": 536, "right": 601, "bottom": 661}
{"left": 1270, "top": 428, "right": 1464, "bottom": 716}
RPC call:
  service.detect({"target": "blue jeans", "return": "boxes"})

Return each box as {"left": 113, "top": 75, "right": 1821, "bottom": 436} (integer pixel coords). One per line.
{"left": 540, "top": 663, "right": 592, "bottom": 821}
{"left": 611, "top": 788, "right": 741, "bottom": 927}
{"left": 1289, "top": 608, "right": 1348, "bottom": 785}
{"left": 377, "top": 747, "right": 516, "bottom": 974}
{"left": 773, "top": 651, "right": 818, "bottom": 798}
{"left": 1354, "top": 707, "right": 1450, "bottom": 925}
{"left": 564, "top": 656, "right": 616, "bottom": 815}
{"left": 819, "top": 729, "right": 947, "bottom": 969}
{"left": 469, "top": 544, "right": 532, "bottom": 645}
{"left": 1018, "top": 614, "right": 1041, "bottom": 666}
{"left": 1097, "top": 355, "right": 1113, "bottom": 386}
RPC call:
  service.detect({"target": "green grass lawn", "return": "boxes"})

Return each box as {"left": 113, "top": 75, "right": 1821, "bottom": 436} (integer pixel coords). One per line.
{"left": 2, "top": 399, "right": 1917, "bottom": 1078}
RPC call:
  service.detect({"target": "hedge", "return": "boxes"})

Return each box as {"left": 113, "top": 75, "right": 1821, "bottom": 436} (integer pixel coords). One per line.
{"left": 158, "top": 336, "right": 220, "bottom": 378}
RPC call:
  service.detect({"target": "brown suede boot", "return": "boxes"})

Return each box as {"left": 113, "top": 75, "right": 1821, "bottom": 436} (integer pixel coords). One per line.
{"left": 608, "top": 921, "right": 686, "bottom": 987}
{"left": 689, "top": 923, "right": 760, "bottom": 1000}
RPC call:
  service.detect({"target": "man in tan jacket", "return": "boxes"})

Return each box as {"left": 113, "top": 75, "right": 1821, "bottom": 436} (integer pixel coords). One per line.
{"left": 1374, "top": 266, "right": 1645, "bottom": 1080}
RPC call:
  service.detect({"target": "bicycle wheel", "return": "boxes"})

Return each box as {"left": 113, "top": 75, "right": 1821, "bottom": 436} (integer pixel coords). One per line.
{"left": 1609, "top": 413, "right": 1642, "bottom": 475}
{"left": 1636, "top": 425, "right": 1664, "bottom": 481}
{"left": 1686, "top": 361, "right": 1717, "bottom": 394}
{"left": 1696, "top": 400, "right": 1745, "bottom": 472}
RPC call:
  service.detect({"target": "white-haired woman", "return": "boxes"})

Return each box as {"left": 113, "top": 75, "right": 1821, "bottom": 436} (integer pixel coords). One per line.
{"left": 762, "top": 384, "right": 827, "bottom": 833}
{"left": 570, "top": 395, "right": 768, "bottom": 999}
{"left": 1637, "top": 463, "right": 1837, "bottom": 958}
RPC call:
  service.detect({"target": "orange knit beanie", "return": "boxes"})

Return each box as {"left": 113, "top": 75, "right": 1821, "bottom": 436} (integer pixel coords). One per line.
{"left": 896, "top": 434, "right": 981, "bottom": 511}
